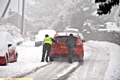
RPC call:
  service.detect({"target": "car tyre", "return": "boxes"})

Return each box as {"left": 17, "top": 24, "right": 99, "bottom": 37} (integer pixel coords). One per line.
{"left": 4, "top": 54, "right": 8, "bottom": 66}
{"left": 68, "top": 54, "right": 73, "bottom": 63}
{"left": 82, "top": 51, "right": 84, "bottom": 57}
{"left": 79, "top": 54, "right": 83, "bottom": 62}
{"left": 50, "top": 55, "right": 54, "bottom": 62}
{"left": 14, "top": 53, "right": 18, "bottom": 62}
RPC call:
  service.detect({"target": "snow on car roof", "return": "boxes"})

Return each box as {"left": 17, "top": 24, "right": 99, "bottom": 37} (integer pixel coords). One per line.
{"left": 56, "top": 32, "right": 78, "bottom": 36}
{"left": 0, "top": 26, "right": 8, "bottom": 31}
{"left": 35, "top": 29, "right": 56, "bottom": 41}
{"left": 56, "top": 32, "right": 67, "bottom": 36}
{"left": 38, "top": 29, "right": 56, "bottom": 37}
{"left": 0, "top": 32, "right": 13, "bottom": 51}
{"left": 63, "top": 28, "right": 80, "bottom": 34}
{"left": 38, "top": 29, "right": 56, "bottom": 33}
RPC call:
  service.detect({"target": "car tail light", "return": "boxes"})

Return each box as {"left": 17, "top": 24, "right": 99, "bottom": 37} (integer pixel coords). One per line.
{"left": 76, "top": 40, "right": 81, "bottom": 45}
{"left": 76, "top": 40, "right": 83, "bottom": 47}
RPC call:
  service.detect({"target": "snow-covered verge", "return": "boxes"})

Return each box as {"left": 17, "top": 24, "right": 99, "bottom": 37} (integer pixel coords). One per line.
{"left": 104, "top": 42, "right": 120, "bottom": 80}
{"left": 0, "top": 24, "right": 24, "bottom": 45}
{"left": 0, "top": 41, "right": 48, "bottom": 78}
{"left": 86, "top": 41, "right": 120, "bottom": 80}
{"left": 84, "top": 41, "right": 120, "bottom": 80}
{"left": 0, "top": 41, "right": 120, "bottom": 80}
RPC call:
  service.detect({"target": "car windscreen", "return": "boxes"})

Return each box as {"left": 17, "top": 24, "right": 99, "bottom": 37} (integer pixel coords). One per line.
{"left": 55, "top": 36, "right": 68, "bottom": 42}
{"left": 0, "top": 32, "right": 8, "bottom": 51}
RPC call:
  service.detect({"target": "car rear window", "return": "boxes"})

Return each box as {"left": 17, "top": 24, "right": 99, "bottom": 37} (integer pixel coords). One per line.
{"left": 55, "top": 36, "right": 68, "bottom": 42}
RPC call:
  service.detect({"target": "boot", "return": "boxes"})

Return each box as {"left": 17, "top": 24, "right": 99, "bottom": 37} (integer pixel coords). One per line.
{"left": 46, "top": 58, "right": 49, "bottom": 62}
{"left": 41, "top": 60, "right": 44, "bottom": 62}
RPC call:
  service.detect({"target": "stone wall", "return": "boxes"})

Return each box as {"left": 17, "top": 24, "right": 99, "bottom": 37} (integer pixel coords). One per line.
{"left": 83, "top": 31, "right": 120, "bottom": 45}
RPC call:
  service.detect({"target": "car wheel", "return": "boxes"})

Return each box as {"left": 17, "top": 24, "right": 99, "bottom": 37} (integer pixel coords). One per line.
{"left": 14, "top": 53, "right": 18, "bottom": 62}
{"left": 50, "top": 55, "right": 55, "bottom": 61}
{"left": 82, "top": 40, "right": 85, "bottom": 43}
{"left": 79, "top": 54, "right": 83, "bottom": 62}
{"left": 82, "top": 51, "right": 84, "bottom": 57}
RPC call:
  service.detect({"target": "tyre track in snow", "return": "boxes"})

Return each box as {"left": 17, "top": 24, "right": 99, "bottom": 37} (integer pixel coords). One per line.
{"left": 23, "top": 44, "right": 97, "bottom": 80}
{"left": 54, "top": 62, "right": 84, "bottom": 80}
{"left": 84, "top": 44, "right": 109, "bottom": 80}
{"left": 24, "top": 42, "right": 109, "bottom": 80}
{"left": 67, "top": 42, "right": 110, "bottom": 80}
{"left": 13, "top": 63, "right": 51, "bottom": 78}
{"left": 84, "top": 45, "right": 100, "bottom": 80}
{"left": 24, "top": 61, "right": 83, "bottom": 80}
{"left": 49, "top": 44, "right": 98, "bottom": 80}
{"left": 66, "top": 44, "right": 98, "bottom": 80}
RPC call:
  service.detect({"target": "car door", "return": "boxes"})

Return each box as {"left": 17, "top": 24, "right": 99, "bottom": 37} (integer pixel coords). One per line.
{"left": 8, "top": 43, "right": 15, "bottom": 61}
{"left": 7, "top": 33, "right": 16, "bottom": 62}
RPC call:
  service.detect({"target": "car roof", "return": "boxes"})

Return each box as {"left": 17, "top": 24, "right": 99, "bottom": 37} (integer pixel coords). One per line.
{"left": 55, "top": 32, "right": 79, "bottom": 38}
{"left": 35, "top": 29, "right": 56, "bottom": 41}
{"left": 38, "top": 29, "right": 56, "bottom": 33}
{"left": 0, "top": 31, "right": 13, "bottom": 41}
{"left": 0, "top": 31, "right": 13, "bottom": 51}
{"left": 0, "top": 26, "right": 8, "bottom": 31}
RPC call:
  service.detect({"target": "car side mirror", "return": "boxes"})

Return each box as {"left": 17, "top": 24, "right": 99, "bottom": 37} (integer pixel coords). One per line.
{"left": 8, "top": 44, "right": 12, "bottom": 47}
{"left": 82, "top": 40, "right": 85, "bottom": 43}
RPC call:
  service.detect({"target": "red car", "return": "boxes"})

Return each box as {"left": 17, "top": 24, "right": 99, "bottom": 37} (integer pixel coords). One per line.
{"left": 50, "top": 32, "right": 84, "bottom": 62}
{"left": 0, "top": 31, "right": 18, "bottom": 65}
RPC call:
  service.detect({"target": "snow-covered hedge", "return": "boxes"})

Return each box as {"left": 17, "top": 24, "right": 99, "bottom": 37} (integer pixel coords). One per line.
{"left": 0, "top": 23, "right": 24, "bottom": 45}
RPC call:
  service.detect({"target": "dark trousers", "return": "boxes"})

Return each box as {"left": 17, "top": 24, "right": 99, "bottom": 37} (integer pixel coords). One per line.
{"left": 68, "top": 47, "right": 74, "bottom": 63}
{"left": 41, "top": 43, "right": 51, "bottom": 61}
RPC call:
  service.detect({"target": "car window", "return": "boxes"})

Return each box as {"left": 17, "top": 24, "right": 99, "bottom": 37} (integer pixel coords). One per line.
{"left": 55, "top": 35, "right": 79, "bottom": 42}
{"left": 55, "top": 36, "right": 68, "bottom": 42}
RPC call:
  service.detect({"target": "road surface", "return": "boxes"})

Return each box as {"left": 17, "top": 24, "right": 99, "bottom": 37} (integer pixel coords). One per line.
{"left": 24, "top": 42, "right": 110, "bottom": 80}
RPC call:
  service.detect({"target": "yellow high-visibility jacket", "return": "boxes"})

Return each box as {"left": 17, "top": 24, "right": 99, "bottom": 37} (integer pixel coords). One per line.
{"left": 43, "top": 37, "right": 52, "bottom": 45}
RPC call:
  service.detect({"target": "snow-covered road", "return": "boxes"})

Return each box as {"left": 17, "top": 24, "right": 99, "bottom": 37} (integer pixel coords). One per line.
{"left": 0, "top": 41, "right": 120, "bottom": 80}
{"left": 67, "top": 41, "right": 110, "bottom": 80}
{"left": 24, "top": 41, "right": 110, "bottom": 80}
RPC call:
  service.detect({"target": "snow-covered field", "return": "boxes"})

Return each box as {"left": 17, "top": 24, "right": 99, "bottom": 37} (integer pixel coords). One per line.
{"left": 0, "top": 41, "right": 120, "bottom": 80}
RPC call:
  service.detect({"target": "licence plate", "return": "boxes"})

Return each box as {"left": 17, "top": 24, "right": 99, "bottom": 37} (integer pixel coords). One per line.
{"left": 61, "top": 46, "right": 67, "bottom": 48}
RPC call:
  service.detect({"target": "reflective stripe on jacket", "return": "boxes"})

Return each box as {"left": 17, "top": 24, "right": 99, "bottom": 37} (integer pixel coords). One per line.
{"left": 44, "top": 37, "right": 52, "bottom": 45}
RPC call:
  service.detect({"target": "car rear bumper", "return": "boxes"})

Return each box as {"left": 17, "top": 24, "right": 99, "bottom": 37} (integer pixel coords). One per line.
{"left": 50, "top": 48, "right": 84, "bottom": 55}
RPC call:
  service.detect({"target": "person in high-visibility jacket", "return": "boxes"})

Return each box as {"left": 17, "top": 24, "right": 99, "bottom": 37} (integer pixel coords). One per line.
{"left": 41, "top": 34, "right": 57, "bottom": 62}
